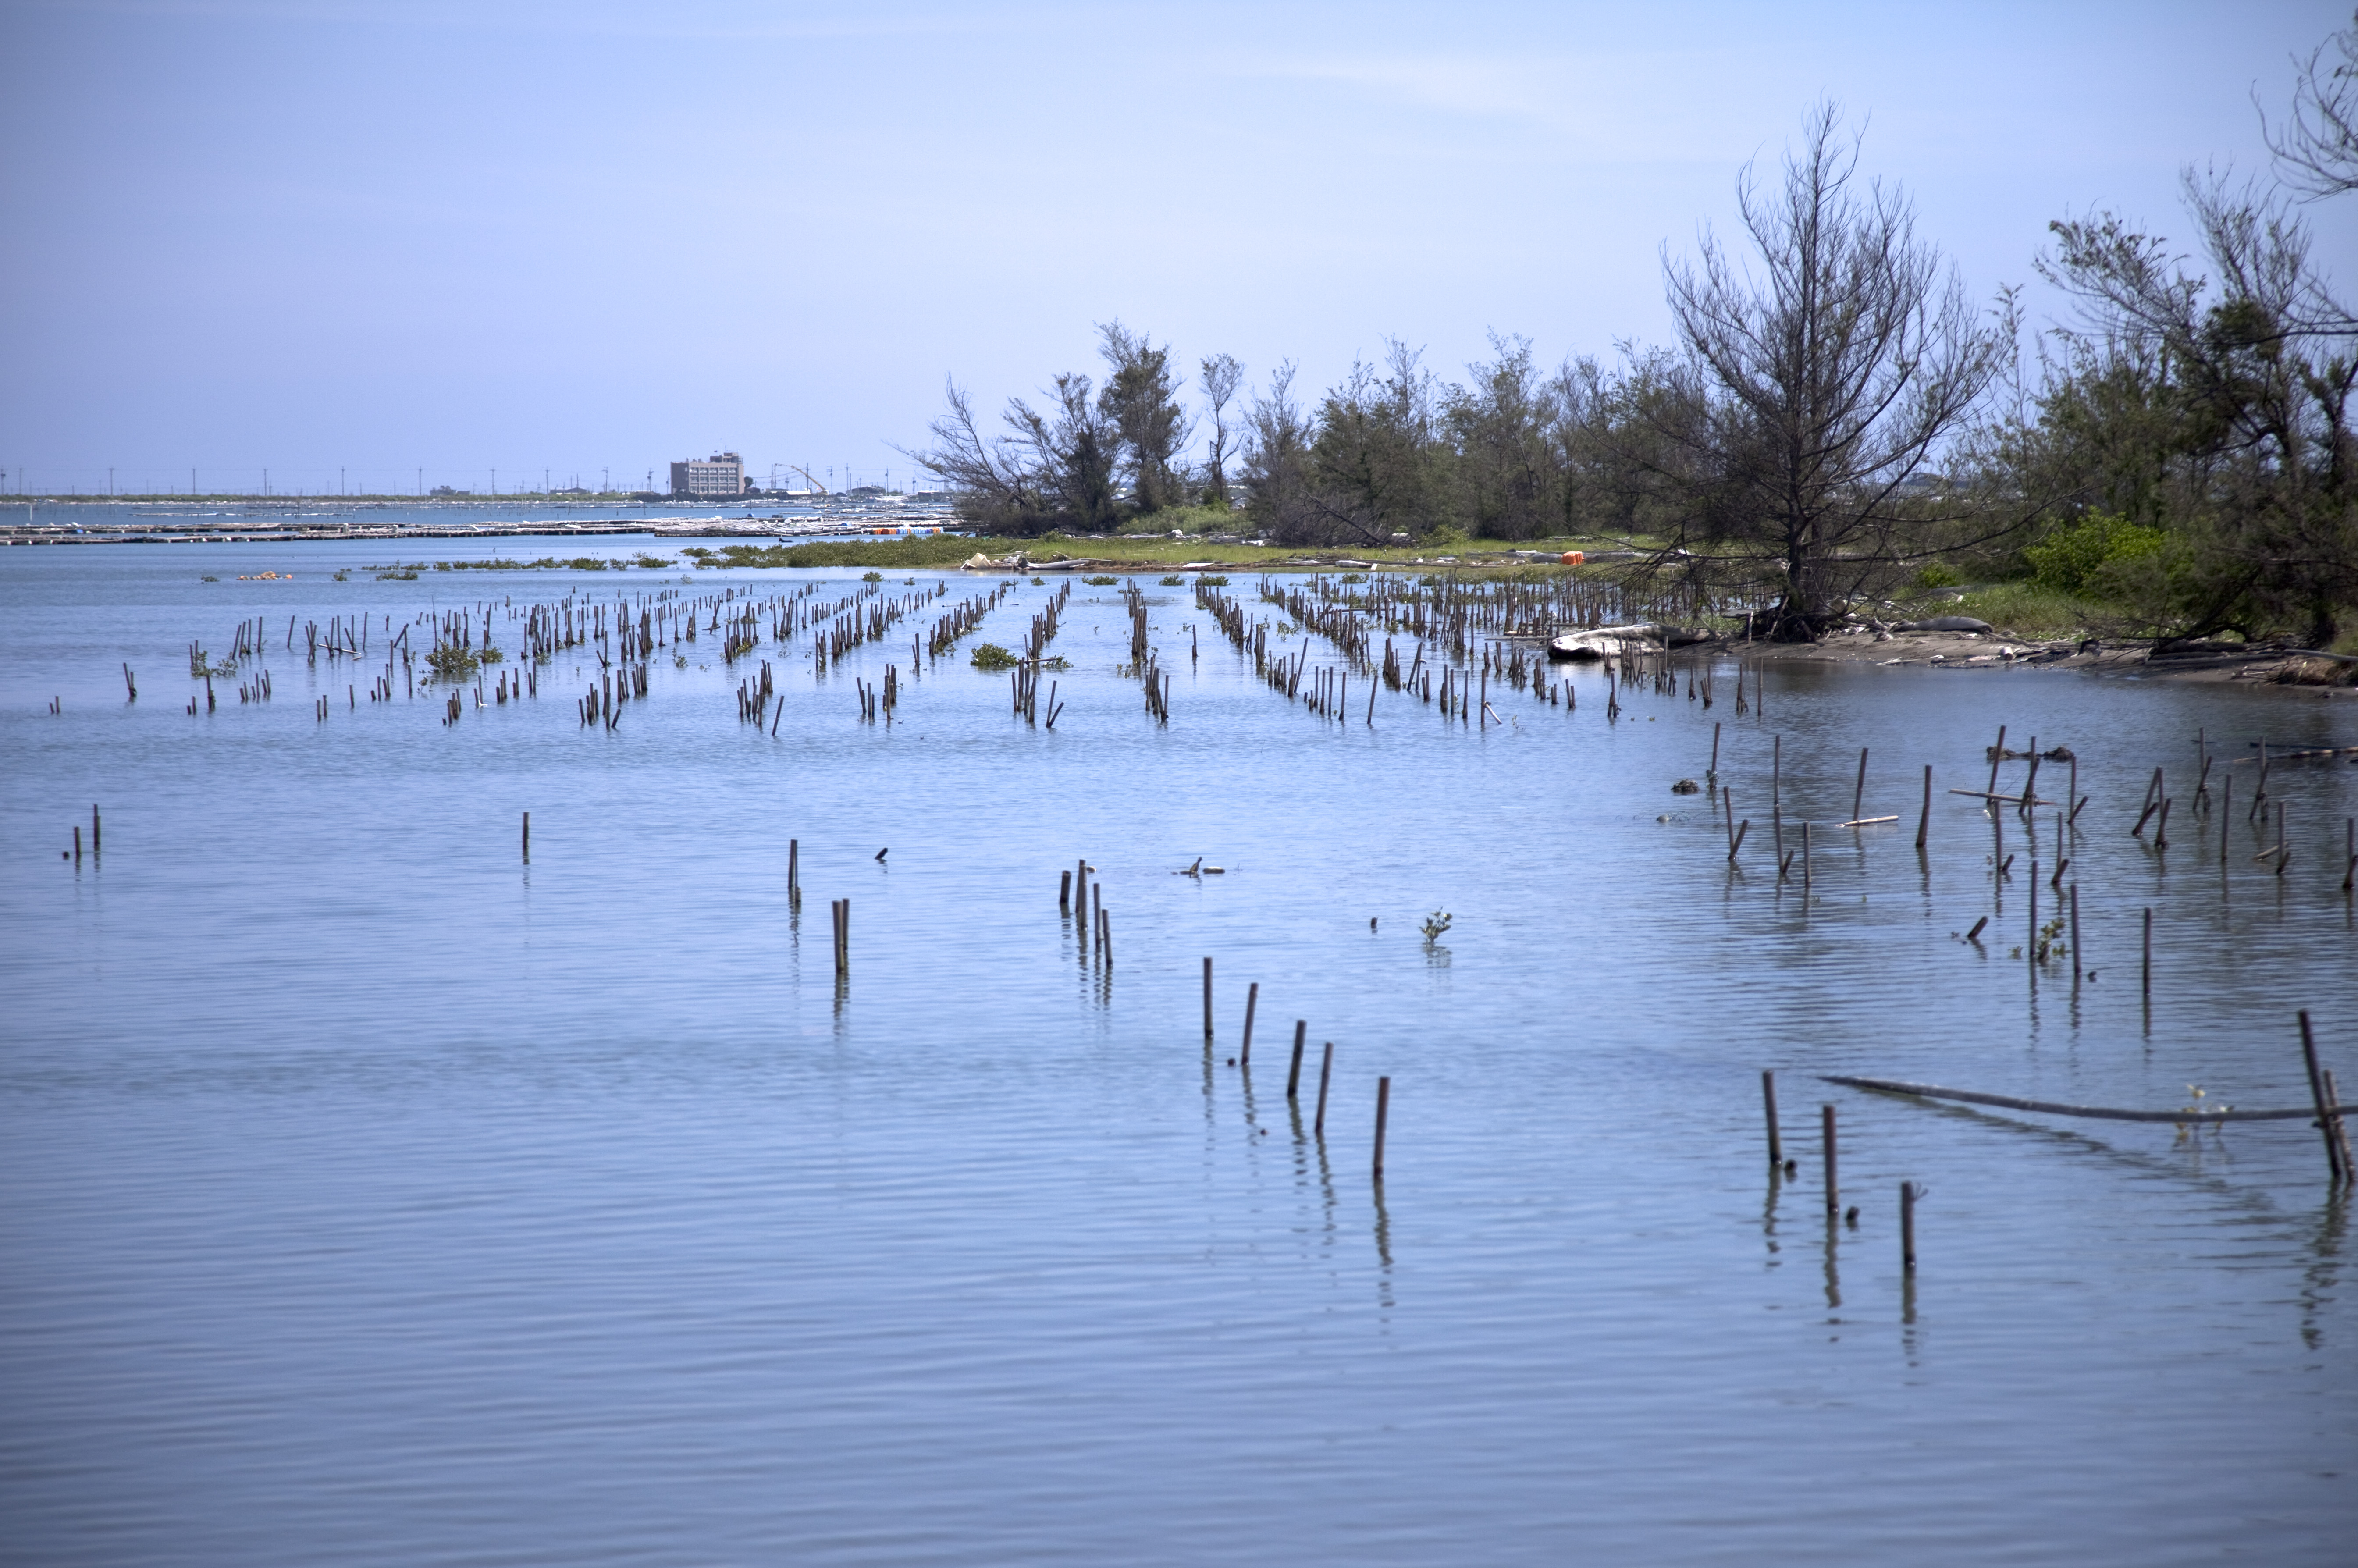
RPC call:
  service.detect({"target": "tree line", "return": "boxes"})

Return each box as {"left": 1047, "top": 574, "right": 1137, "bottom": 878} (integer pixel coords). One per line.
{"left": 910, "top": 14, "right": 2356, "bottom": 645}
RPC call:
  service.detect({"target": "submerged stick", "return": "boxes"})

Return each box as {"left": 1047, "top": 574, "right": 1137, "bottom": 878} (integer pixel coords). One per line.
{"left": 1762, "top": 1070, "right": 1782, "bottom": 1166}
{"left": 1373, "top": 1075, "right": 1391, "bottom": 1178}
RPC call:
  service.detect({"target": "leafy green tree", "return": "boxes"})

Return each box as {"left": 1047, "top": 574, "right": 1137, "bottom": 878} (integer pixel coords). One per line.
{"left": 1096, "top": 322, "right": 1192, "bottom": 515}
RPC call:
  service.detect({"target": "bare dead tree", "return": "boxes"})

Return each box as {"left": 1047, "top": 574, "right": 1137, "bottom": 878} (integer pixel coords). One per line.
{"left": 2264, "top": 9, "right": 2358, "bottom": 200}
{"left": 1652, "top": 102, "right": 2014, "bottom": 636}
{"left": 901, "top": 378, "right": 1046, "bottom": 531}
{"left": 902, "top": 372, "right": 1122, "bottom": 535}
{"left": 1199, "top": 352, "right": 1245, "bottom": 506}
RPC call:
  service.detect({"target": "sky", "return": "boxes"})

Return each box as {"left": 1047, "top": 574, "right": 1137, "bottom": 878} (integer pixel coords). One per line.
{"left": 4, "top": 0, "right": 2354, "bottom": 496}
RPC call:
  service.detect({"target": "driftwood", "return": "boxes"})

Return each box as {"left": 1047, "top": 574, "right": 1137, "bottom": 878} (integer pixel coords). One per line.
{"left": 1547, "top": 624, "right": 1713, "bottom": 661}
{"left": 1823, "top": 1074, "right": 2356, "bottom": 1124}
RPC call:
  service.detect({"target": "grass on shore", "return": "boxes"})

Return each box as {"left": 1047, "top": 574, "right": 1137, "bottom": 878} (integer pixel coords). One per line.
{"left": 1939, "top": 582, "right": 2103, "bottom": 639}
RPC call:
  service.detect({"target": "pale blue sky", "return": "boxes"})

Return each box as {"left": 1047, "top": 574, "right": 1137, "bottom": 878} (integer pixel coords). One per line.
{"left": 4, "top": 0, "right": 2352, "bottom": 494}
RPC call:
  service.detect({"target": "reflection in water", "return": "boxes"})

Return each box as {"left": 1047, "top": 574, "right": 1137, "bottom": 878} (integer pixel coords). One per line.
{"left": 1372, "top": 1177, "right": 1395, "bottom": 1311}
{"left": 2300, "top": 1192, "right": 2347, "bottom": 1351}
{"left": 1823, "top": 1214, "right": 1843, "bottom": 1314}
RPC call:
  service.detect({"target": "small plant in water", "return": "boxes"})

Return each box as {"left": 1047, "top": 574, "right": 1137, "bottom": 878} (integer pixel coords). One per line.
{"left": 1420, "top": 909, "right": 1453, "bottom": 942}
{"left": 970, "top": 643, "right": 1019, "bottom": 671}
{"left": 2033, "top": 915, "right": 2067, "bottom": 964}
{"left": 424, "top": 643, "right": 480, "bottom": 682}
{"left": 1159, "top": 574, "right": 1187, "bottom": 586}
{"left": 1084, "top": 575, "right": 1119, "bottom": 586}
{"left": 673, "top": 654, "right": 687, "bottom": 669}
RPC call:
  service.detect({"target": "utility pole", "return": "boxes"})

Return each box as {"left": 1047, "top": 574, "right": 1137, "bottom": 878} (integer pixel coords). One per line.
{"left": 491, "top": 468, "right": 497, "bottom": 496}
{"left": 109, "top": 467, "right": 114, "bottom": 495}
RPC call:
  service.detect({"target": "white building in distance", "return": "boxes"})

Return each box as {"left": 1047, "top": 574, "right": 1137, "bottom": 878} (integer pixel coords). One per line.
{"left": 670, "top": 452, "right": 745, "bottom": 498}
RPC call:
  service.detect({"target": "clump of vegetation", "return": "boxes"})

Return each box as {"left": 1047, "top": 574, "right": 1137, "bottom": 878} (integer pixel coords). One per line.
{"left": 424, "top": 643, "right": 479, "bottom": 682}
{"left": 1158, "top": 574, "right": 1187, "bottom": 586}
{"left": 376, "top": 569, "right": 419, "bottom": 581}
{"left": 1420, "top": 909, "right": 1453, "bottom": 942}
{"left": 970, "top": 643, "right": 1020, "bottom": 670}
{"left": 861, "top": 570, "right": 884, "bottom": 582}
{"left": 1083, "top": 574, "right": 1120, "bottom": 586}
{"left": 2023, "top": 512, "right": 2168, "bottom": 596}
{"left": 1197, "top": 574, "right": 1228, "bottom": 587}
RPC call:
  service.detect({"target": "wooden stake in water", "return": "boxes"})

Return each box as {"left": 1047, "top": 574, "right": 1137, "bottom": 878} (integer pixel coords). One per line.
{"left": 789, "top": 839, "right": 800, "bottom": 903}
{"left": 1239, "top": 985, "right": 1259, "bottom": 1066}
{"left": 1373, "top": 1076, "right": 1391, "bottom": 1178}
{"left": 2141, "top": 907, "right": 2153, "bottom": 999}
{"left": 1762, "top": 1070, "right": 1782, "bottom": 1166}
{"left": 1900, "top": 1180, "right": 1917, "bottom": 1273}
{"left": 2070, "top": 884, "right": 2081, "bottom": 984}
{"left": 1202, "top": 957, "right": 1214, "bottom": 1042}
{"left": 1287, "top": 1023, "right": 1306, "bottom": 1099}
{"left": 92, "top": 806, "right": 100, "bottom": 857}
{"left": 1059, "top": 868, "right": 1071, "bottom": 913}
{"left": 1852, "top": 747, "right": 1869, "bottom": 823}
{"left": 522, "top": 811, "right": 530, "bottom": 861}
{"left": 1314, "top": 1041, "right": 1335, "bottom": 1137}
{"left": 1987, "top": 725, "right": 2006, "bottom": 797}
{"left": 2298, "top": 1011, "right": 2346, "bottom": 1184}
{"left": 2326, "top": 1068, "right": 2358, "bottom": 1183}
{"left": 1710, "top": 721, "right": 1721, "bottom": 778}
{"left": 1822, "top": 1104, "right": 1839, "bottom": 1217}
{"left": 1917, "top": 764, "right": 1932, "bottom": 852}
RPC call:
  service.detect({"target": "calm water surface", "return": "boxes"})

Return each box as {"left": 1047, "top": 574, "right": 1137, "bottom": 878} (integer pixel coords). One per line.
{"left": 4, "top": 540, "right": 2354, "bottom": 1565}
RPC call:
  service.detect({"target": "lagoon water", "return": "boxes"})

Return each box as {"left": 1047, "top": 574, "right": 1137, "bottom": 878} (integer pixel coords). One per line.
{"left": 3, "top": 539, "right": 2354, "bottom": 1565}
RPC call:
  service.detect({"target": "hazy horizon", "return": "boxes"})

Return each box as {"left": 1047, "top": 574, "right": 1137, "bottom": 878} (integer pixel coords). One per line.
{"left": 5, "top": 0, "right": 2353, "bottom": 496}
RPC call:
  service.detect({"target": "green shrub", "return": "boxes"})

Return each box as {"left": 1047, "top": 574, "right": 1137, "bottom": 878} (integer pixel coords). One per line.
{"left": 2024, "top": 513, "right": 2167, "bottom": 596}
{"left": 970, "top": 643, "right": 1019, "bottom": 670}
{"left": 1158, "top": 574, "right": 1187, "bottom": 586}
{"left": 1083, "top": 574, "right": 1119, "bottom": 586}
